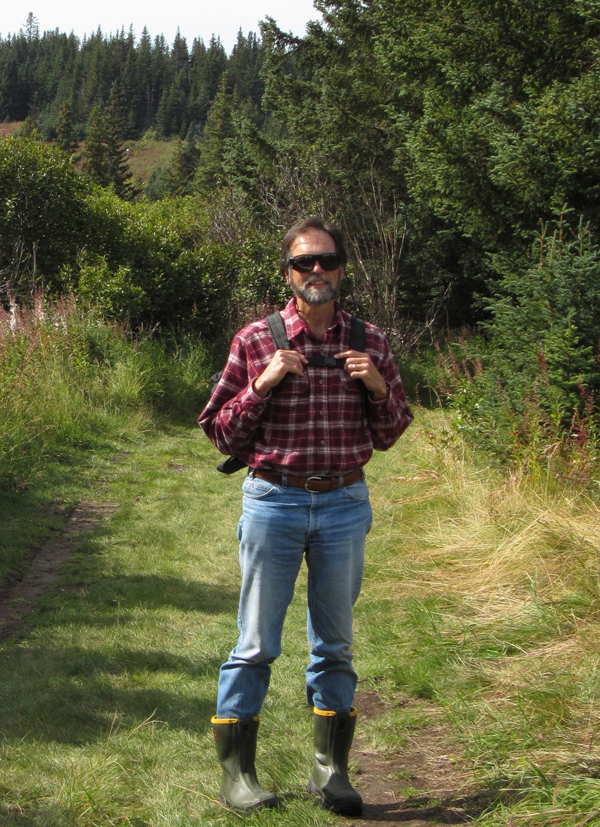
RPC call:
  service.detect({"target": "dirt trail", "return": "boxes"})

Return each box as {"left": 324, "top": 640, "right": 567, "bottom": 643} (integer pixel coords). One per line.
{"left": 351, "top": 690, "right": 487, "bottom": 826}
{"left": 0, "top": 501, "right": 117, "bottom": 640}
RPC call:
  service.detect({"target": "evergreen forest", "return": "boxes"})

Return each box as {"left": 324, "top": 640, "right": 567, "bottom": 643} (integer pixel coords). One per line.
{"left": 2, "top": 0, "right": 600, "bottom": 461}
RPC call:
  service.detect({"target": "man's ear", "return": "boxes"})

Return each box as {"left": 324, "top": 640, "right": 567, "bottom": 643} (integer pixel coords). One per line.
{"left": 339, "top": 266, "right": 345, "bottom": 282}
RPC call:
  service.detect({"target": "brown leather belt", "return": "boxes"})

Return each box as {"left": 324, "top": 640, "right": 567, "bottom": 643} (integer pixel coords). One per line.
{"left": 251, "top": 467, "right": 364, "bottom": 493}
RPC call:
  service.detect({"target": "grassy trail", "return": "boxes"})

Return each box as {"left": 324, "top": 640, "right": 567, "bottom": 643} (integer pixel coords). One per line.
{"left": 1, "top": 411, "right": 600, "bottom": 826}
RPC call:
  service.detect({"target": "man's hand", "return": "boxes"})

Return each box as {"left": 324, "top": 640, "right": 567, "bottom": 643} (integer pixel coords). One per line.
{"left": 255, "top": 350, "right": 308, "bottom": 398}
{"left": 335, "top": 349, "right": 388, "bottom": 400}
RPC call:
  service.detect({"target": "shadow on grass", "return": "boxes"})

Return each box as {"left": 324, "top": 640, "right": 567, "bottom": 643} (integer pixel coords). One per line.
{"left": 0, "top": 804, "right": 76, "bottom": 827}
{"left": 1, "top": 568, "right": 239, "bottom": 744}
{"left": 0, "top": 643, "right": 221, "bottom": 743}
{"left": 61, "top": 573, "right": 241, "bottom": 619}
{"left": 0, "top": 569, "right": 238, "bottom": 743}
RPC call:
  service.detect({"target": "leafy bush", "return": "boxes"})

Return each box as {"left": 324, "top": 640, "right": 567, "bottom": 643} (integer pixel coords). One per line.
{"left": 0, "top": 139, "right": 283, "bottom": 344}
{"left": 0, "top": 138, "right": 89, "bottom": 290}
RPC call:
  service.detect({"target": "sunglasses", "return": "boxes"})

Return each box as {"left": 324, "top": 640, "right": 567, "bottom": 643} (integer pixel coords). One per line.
{"left": 288, "top": 253, "right": 342, "bottom": 273}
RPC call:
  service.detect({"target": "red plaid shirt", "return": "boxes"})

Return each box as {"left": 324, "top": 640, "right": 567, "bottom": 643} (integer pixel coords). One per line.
{"left": 199, "top": 299, "right": 413, "bottom": 475}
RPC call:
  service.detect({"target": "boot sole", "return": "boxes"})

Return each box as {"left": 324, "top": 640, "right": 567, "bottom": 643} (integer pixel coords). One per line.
{"left": 220, "top": 794, "right": 278, "bottom": 813}
{"left": 307, "top": 779, "right": 363, "bottom": 816}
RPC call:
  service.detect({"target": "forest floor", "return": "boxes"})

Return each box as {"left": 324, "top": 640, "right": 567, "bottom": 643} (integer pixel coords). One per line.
{"left": 1, "top": 410, "right": 600, "bottom": 826}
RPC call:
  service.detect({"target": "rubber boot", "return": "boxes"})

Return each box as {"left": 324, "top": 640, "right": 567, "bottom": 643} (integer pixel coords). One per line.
{"left": 307, "top": 707, "right": 363, "bottom": 815}
{"left": 211, "top": 716, "right": 278, "bottom": 812}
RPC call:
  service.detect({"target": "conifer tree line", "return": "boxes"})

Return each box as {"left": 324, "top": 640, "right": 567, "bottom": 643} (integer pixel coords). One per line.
{"left": 3, "top": 0, "right": 600, "bottom": 344}
{"left": 3, "top": 0, "right": 600, "bottom": 447}
{"left": 0, "top": 14, "right": 263, "bottom": 141}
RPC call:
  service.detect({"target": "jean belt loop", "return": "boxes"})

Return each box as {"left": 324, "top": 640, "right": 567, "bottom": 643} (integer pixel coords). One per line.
{"left": 338, "top": 474, "right": 343, "bottom": 490}
{"left": 281, "top": 472, "right": 287, "bottom": 487}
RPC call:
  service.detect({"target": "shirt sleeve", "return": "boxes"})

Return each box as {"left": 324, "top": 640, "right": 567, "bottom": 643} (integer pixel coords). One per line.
{"left": 198, "top": 332, "right": 271, "bottom": 456}
{"left": 365, "top": 328, "right": 414, "bottom": 450}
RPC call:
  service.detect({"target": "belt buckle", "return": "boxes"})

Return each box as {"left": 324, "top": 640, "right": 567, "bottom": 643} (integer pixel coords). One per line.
{"left": 305, "top": 475, "right": 324, "bottom": 493}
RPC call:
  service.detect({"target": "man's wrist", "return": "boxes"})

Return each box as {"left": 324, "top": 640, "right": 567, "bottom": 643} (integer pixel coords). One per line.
{"left": 370, "top": 382, "right": 388, "bottom": 401}
{"left": 254, "top": 376, "right": 271, "bottom": 399}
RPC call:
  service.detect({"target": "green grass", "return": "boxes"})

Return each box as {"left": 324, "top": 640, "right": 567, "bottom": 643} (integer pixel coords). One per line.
{"left": 124, "top": 136, "right": 176, "bottom": 187}
{"left": 2, "top": 401, "right": 600, "bottom": 825}
{"left": 0, "top": 295, "right": 212, "bottom": 584}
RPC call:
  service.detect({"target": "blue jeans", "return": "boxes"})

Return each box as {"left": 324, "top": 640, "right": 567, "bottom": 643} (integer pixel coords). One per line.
{"left": 216, "top": 473, "right": 373, "bottom": 719}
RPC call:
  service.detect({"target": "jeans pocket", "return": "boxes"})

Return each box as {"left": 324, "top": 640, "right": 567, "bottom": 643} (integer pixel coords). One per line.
{"left": 342, "top": 479, "right": 370, "bottom": 502}
{"left": 242, "top": 476, "right": 278, "bottom": 499}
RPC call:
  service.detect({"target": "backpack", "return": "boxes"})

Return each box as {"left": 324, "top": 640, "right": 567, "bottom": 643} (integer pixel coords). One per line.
{"left": 211, "top": 311, "right": 366, "bottom": 474}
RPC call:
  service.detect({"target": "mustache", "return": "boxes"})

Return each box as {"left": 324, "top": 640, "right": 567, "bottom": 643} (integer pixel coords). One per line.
{"left": 305, "top": 274, "right": 335, "bottom": 287}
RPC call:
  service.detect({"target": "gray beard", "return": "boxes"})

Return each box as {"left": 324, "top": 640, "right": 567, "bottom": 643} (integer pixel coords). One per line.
{"left": 291, "top": 274, "right": 341, "bottom": 305}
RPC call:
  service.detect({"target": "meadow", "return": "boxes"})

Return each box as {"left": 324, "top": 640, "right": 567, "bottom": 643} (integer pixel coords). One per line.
{"left": 1, "top": 298, "right": 600, "bottom": 826}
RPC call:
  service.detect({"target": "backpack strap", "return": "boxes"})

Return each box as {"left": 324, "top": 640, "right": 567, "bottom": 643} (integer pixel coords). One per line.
{"left": 266, "top": 311, "right": 291, "bottom": 351}
{"left": 349, "top": 315, "right": 366, "bottom": 353}
{"left": 305, "top": 315, "right": 366, "bottom": 367}
{"left": 267, "top": 311, "right": 367, "bottom": 368}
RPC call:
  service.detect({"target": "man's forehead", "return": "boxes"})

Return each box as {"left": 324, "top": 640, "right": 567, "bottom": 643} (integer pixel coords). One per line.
{"left": 289, "top": 229, "right": 336, "bottom": 253}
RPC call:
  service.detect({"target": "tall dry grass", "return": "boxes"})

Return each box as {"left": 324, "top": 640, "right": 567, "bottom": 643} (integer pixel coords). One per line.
{"left": 365, "top": 411, "right": 600, "bottom": 823}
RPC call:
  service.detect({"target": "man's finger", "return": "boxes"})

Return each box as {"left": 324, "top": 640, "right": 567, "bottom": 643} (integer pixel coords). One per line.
{"left": 334, "top": 349, "right": 362, "bottom": 359}
{"left": 277, "top": 349, "right": 308, "bottom": 364}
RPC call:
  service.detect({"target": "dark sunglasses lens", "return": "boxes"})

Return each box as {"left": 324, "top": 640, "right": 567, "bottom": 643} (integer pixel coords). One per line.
{"left": 290, "top": 254, "right": 341, "bottom": 272}
{"left": 290, "top": 256, "right": 316, "bottom": 272}
{"left": 319, "top": 254, "right": 341, "bottom": 271}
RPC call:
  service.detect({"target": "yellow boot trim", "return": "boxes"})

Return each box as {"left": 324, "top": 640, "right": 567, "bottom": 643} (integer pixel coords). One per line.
{"left": 210, "top": 716, "right": 260, "bottom": 724}
{"left": 313, "top": 707, "right": 358, "bottom": 717}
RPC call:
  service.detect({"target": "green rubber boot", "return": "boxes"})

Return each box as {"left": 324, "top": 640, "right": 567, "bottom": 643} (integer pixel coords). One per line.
{"left": 211, "top": 716, "right": 278, "bottom": 813}
{"left": 307, "top": 707, "right": 363, "bottom": 816}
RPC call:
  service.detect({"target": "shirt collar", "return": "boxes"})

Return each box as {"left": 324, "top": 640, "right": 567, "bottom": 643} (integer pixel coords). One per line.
{"left": 280, "top": 298, "right": 343, "bottom": 341}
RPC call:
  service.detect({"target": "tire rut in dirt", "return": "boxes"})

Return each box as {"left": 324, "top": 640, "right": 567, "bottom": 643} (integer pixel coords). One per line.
{"left": 0, "top": 501, "right": 117, "bottom": 640}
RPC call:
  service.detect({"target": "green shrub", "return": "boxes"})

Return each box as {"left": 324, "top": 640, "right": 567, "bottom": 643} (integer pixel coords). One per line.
{"left": 0, "top": 138, "right": 89, "bottom": 291}
{"left": 438, "top": 214, "right": 600, "bottom": 466}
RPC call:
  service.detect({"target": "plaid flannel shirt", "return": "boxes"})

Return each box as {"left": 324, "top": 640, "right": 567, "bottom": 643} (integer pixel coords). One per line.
{"left": 198, "top": 298, "right": 413, "bottom": 475}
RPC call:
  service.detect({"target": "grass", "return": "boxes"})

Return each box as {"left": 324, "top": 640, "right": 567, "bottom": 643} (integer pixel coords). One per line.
{"left": 2, "top": 309, "right": 600, "bottom": 824}
{"left": 124, "top": 136, "right": 176, "bottom": 188}
{"left": 0, "top": 122, "right": 22, "bottom": 138}
{"left": 0, "top": 293, "right": 212, "bottom": 584}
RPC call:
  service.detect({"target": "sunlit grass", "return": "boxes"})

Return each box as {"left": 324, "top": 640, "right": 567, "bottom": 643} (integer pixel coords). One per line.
{"left": 1, "top": 398, "right": 600, "bottom": 824}
{"left": 125, "top": 136, "right": 176, "bottom": 186}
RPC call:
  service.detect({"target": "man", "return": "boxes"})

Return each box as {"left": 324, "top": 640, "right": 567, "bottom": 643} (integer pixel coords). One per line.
{"left": 199, "top": 218, "right": 413, "bottom": 814}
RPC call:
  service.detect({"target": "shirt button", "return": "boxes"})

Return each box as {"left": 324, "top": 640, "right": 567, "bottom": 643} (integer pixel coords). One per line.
{"left": 321, "top": 440, "right": 326, "bottom": 445}
{"left": 319, "top": 380, "right": 324, "bottom": 385}
{"left": 320, "top": 350, "right": 325, "bottom": 356}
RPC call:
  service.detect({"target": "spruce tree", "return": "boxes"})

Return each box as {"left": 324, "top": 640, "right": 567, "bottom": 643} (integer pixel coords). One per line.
{"left": 194, "top": 74, "right": 234, "bottom": 194}
{"left": 56, "top": 101, "right": 78, "bottom": 154}
{"left": 105, "top": 85, "right": 133, "bottom": 198}
{"left": 82, "top": 105, "right": 108, "bottom": 186}
{"left": 137, "top": 27, "right": 154, "bottom": 131}
{"left": 170, "top": 138, "right": 200, "bottom": 195}
{"left": 18, "top": 115, "right": 42, "bottom": 140}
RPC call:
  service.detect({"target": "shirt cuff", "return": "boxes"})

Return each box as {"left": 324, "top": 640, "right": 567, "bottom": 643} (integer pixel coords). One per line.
{"left": 243, "top": 378, "right": 271, "bottom": 408}
{"left": 368, "top": 384, "right": 390, "bottom": 405}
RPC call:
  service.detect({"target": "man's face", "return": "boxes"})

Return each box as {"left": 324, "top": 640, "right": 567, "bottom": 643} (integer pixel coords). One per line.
{"left": 286, "top": 229, "right": 344, "bottom": 306}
